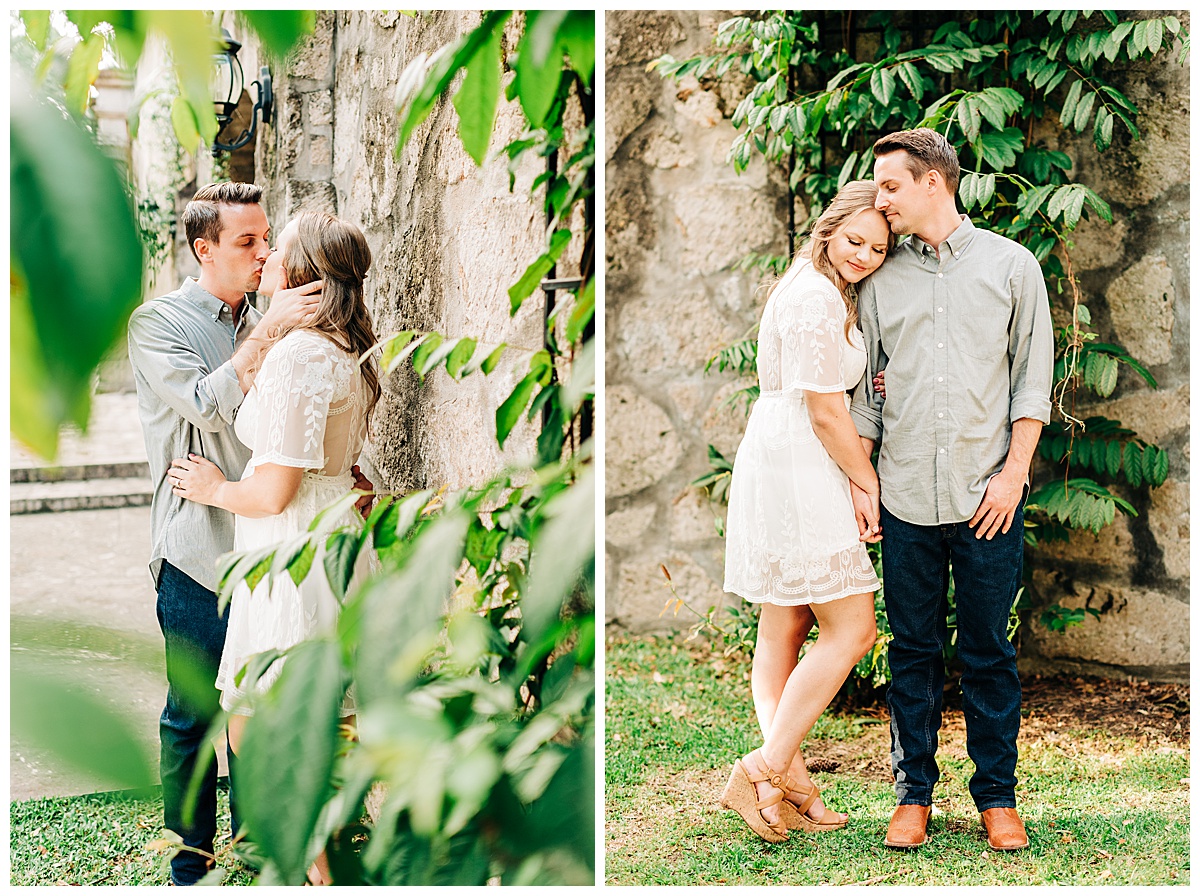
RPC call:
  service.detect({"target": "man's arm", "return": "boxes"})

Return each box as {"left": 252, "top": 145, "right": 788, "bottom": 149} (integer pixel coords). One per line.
{"left": 969, "top": 251, "right": 1053, "bottom": 540}
{"left": 849, "top": 280, "right": 887, "bottom": 442}
{"left": 230, "top": 280, "right": 324, "bottom": 394}
{"left": 968, "top": 417, "right": 1042, "bottom": 539}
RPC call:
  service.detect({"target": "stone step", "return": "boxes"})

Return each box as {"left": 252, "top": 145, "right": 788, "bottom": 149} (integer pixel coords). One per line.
{"left": 11, "top": 477, "right": 154, "bottom": 515}
{"left": 11, "top": 461, "right": 151, "bottom": 484}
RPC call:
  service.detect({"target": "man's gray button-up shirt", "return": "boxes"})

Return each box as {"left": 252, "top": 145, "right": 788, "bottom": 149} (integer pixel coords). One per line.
{"left": 127, "top": 277, "right": 262, "bottom": 592}
{"left": 850, "top": 216, "right": 1053, "bottom": 526}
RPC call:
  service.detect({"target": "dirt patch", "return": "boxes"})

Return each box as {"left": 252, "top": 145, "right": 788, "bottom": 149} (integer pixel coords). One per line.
{"left": 1018, "top": 674, "right": 1189, "bottom": 746}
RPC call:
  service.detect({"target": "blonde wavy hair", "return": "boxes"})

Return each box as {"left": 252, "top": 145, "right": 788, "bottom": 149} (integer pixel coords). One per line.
{"left": 784, "top": 179, "right": 895, "bottom": 342}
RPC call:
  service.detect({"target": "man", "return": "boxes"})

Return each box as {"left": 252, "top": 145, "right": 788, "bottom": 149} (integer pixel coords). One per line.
{"left": 128, "top": 182, "right": 369, "bottom": 884}
{"left": 849, "top": 129, "right": 1053, "bottom": 852}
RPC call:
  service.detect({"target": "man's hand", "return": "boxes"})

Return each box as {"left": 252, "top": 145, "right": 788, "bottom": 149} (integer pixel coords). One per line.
{"left": 260, "top": 279, "right": 323, "bottom": 335}
{"left": 850, "top": 481, "right": 882, "bottom": 543}
{"left": 968, "top": 469, "right": 1024, "bottom": 540}
{"left": 351, "top": 464, "right": 375, "bottom": 520}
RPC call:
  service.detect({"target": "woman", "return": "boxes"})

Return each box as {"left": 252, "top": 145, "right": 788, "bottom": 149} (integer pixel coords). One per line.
{"left": 720, "top": 180, "right": 893, "bottom": 842}
{"left": 170, "top": 210, "right": 380, "bottom": 882}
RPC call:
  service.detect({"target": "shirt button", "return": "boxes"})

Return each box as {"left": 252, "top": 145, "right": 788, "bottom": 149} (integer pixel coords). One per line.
{"left": 937, "top": 342, "right": 944, "bottom": 348}
{"left": 937, "top": 273, "right": 944, "bottom": 279}
{"left": 939, "top": 448, "right": 946, "bottom": 454}
{"left": 937, "top": 376, "right": 944, "bottom": 383}
{"left": 937, "top": 307, "right": 944, "bottom": 313}
{"left": 938, "top": 412, "right": 944, "bottom": 419}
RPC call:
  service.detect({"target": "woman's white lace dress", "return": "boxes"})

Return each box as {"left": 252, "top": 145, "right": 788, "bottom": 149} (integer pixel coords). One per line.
{"left": 724, "top": 261, "right": 880, "bottom": 605}
{"left": 216, "top": 329, "right": 372, "bottom": 716}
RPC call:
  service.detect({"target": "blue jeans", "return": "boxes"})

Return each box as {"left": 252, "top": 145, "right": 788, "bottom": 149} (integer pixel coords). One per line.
{"left": 880, "top": 500, "right": 1024, "bottom": 811}
{"left": 155, "top": 561, "right": 240, "bottom": 885}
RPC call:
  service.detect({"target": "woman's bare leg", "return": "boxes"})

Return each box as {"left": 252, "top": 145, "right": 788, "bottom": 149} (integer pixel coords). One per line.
{"left": 226, "top": 713, "right": 355, "bottom": 885}
{"left": 744, "top": 593, "right": 877, "bottom": 825}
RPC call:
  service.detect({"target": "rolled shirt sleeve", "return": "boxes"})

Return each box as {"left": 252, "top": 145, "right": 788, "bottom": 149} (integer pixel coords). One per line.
{"left": 127, "top": 307, "right": 245, "bottom": 432}
{"left": 1007, "top": 251, "right": 1054, "bottom": 425}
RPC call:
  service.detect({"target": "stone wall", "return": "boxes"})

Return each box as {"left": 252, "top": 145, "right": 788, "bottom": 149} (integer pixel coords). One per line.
{"left": 604, "top": 11, "right": 1189, "bottom": 682}
{"left": 229, "top": 11, "right": 554, "bottom": 493}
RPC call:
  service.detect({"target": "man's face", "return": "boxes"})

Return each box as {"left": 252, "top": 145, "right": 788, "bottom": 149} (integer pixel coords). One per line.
{"left": 873, "top": 151, "right": 931, "bottom": 236}
{"left": 200, "top": 203, "right": 271, "bottom": 295}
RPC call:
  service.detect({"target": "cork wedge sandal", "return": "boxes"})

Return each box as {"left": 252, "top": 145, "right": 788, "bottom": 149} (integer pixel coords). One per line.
{"left": 777, "top": 778, "right": 849, "bottom": 833}
{"left": 718, "top": 750, "right": 790, "bottom": 843}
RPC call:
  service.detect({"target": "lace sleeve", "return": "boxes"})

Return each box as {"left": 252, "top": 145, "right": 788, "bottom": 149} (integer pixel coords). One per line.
{"left": 249, "top": 332, "right": 334, "bottom": 470}
{"left": 776, "top": 278, "right": 848, "bottom": 394}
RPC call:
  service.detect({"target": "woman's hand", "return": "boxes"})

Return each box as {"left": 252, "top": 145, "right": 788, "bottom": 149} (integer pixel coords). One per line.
{"left": 873, "top": 368, "right": 886, "bottom": 400}
{"left": 170, "top": 453, "right": 228, "bottom": 507}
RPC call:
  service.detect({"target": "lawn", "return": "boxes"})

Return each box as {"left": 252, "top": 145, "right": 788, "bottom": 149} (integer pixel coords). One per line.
{"left": 10, "top": 781, "right": 253, "bottom": 886}
{"left": 605, "top": 632, "right": 1189, "bottom": 886}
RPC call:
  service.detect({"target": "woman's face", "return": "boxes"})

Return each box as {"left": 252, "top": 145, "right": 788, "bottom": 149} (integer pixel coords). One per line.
{"left": 258, "top": 220, "right": 297, "bottom": 297}
{"left": 826, "top": 208, "right": 890, "bottom": 283}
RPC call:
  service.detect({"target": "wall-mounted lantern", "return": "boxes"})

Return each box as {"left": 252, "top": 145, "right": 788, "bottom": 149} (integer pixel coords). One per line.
{"left": 211, "top": 28, "right": 272, "bottom": 152}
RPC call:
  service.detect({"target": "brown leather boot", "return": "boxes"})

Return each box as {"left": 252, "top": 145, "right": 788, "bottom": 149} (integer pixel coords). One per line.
{"left": 884, "top": 803, "right": 931, "bottom": 848}
{"left": 980, "top": 807, "right": 1029, "bottom": 850}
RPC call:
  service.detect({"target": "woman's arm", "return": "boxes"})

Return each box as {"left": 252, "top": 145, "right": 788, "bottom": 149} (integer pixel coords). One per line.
{"left": 170, "top": 453, "right": 304, "bottom": 518}
{"left": 807, "top": 391, "right": 880, "bottom": 496}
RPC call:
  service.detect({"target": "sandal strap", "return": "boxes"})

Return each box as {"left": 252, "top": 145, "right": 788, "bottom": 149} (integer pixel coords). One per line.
{"left": 789, "top": 780, "right": 821, "bottom": 818}
{"left": 745, "top": 751, "right": 796, "bottom": 809}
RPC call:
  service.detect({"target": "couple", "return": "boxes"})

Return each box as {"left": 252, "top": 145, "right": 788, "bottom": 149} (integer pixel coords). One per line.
{"left": 127, "top": 182, "right": 379, "bottom": 885}
{"left": 721, "top": 129, "right": 1053, "bottom": 850}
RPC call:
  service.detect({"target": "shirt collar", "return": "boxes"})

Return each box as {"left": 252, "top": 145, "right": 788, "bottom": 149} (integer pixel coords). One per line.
{"left": 909, "top": 215, "right": 977, "bottom": 261}
{"left": 180, "top": 277, "right": 251, "bottom": 324}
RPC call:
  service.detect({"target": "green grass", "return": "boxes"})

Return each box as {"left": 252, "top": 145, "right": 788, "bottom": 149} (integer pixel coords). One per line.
{"left": 605, "top": 633, "right": 1189, "bottom": 886}
{"left": 10, "top": 782, "right": 254, "bottom": 886}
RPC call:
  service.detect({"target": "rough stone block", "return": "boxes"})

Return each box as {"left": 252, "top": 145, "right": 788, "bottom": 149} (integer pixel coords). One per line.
{"left": 309, "top": 134, "right": 332, "bottom": 171}
{"left": 1106, "top": 254, "right": 1175, "bottom": 366}
{"left": 702, "top": 380, "right": 754, "bottom": 460}
{"left": 615, "top": 288, "right": 739, "bottom": 378}
{"left": 606, "top": 503, "right": 659, "bottom": 549}
{"left": 1029, "top": 570, "right": 1189, "bottom": 668}
{"left": 286, "top": 180, "right": 338, "bottom": 217}
{"left": 308, "top": 90, "right": 333, "bottom": 127}
{"left": 606, "top": 386, "right": 683, "bottom": 497}
{"left": 1148, "top": 478, "right": 1190, "bottom": 581}
{"left": 1081, "top": 383, "right": 1189, "bottom": 446}
{"left": 673, "top": 184, "right": 785, "bottom": 275}
{"left": 671, "top": 488, "right": 724, "bottom": 543}
{"left": 606, "top": 68, "right": 657, "bottom": 162}
{"left": 612, "top": 550, "right": 726, "bottom": 632}
{"left": 289, "top": 13, "right": 335, "bottom": 82}
{"left": 606, "top": 11, "right": 687, "bottom": 69}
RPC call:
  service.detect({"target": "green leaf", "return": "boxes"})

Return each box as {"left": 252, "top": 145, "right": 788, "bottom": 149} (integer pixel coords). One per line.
{"left": 559, "top": 11, "right": 595, "bottom": 86}
{"left": 1149, "top": 445, "right": 1169, "bottom": 486}
{"left": 380, "top": 330, "right": 417, "bottom": 375}
{"left": 870, "top": 66, "right": 895, "bottom": 105}
{"left": 1073, "top": 90, "right": 1096, "bottom": 133}
{"left": 508, "top": 228, "right": 572, "bottom": 314}
{"left": 20, "top": 10, "right": 51, "bottom": 50}
{"left": 1096, "top": 353, "right": 1119, "bottom": 397}
{"left": 514, "top": 10, "right": 570, "bottom": 128}
{"left": 1094, "top": 106, "right": 1114, "bottom": 151}
{"left": 959, "top": 171, "right": 978, "bottom": 209}
{"left": 414, "top": 335, "right": 463, "bottom": 378}
{"left": 397, "top": 11, "right": 512, "bottom": 151}
{"left": 1141, "top": 445, "right": 1158, "bottom": 483}
{"left": 445, "top": 336, "right": 477, "bottom": 378}
{"left": 564, "top": 277, "right": 594, "bottom": 345}
{"left": 1124, "top": 443, "right": 1144, "bottom": 487}
{"left": 323, "top": 530, "right": 362, "bottom": 602}
{"left": 286, "top": 539, "right": 318, "bottom": 587}
{"left": 496, "top": 371, "right": 541, "bottom": 449}
{"left": 480, "top": 342, "right": 508, "bottom": 375}
{"left": 1060, "top": 79, "right": 1083, "bottom": 127}
{"left": 238, "top": 10, "right": 317, "bottom": 60}
{"left": 10, "top": 82, "right": 144, "bottom": 460}
{"left": 409, "top": 332, "right": 444, "bottom": 379}
{"left": 239, "top": 639, "right": 344, "bottom": 885}
{"left": 244, "top": 550, "right": 276, "bottom": 594}
{"left": 1105, "top": 439, "right": 1123, "bottom": 478}
{"left": 453, "top": 19, "right": 503, "bottom": 165}
{"left": 170, "top": 96, "right": 203, "bottom": 154}
{"left": 63, "top": 32, "right": 106, "bottom": 117}
{"left": 896, "top": 61, "right": 924, "bottom": 99}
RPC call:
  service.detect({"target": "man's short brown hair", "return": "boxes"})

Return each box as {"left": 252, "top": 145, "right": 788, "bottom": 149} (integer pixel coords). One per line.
{"left": 182, "top": 182, "right": 264, "bottom": 263}
{"left": 873, "top": 128, "right": 960, "bottom": 195}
